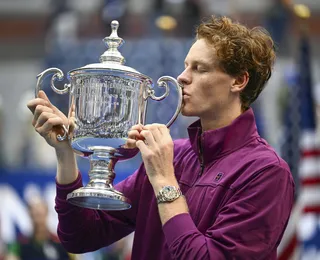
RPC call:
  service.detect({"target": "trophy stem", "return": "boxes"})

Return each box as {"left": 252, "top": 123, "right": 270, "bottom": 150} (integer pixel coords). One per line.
{"left": 87, "top": 149, "right": 116, "bottom": 189}
{"left": 66, "top": 147, "right": 131, "bottom": 210}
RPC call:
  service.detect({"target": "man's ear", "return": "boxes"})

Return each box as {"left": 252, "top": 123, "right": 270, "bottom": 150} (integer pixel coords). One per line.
{"left": 230, "top": 72, "right": 249, "bottom": 93}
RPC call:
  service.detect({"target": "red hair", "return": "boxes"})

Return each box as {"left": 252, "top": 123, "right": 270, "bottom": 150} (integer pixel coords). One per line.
{"left": 197, "top": 16, "right": 276, "bottom": 110}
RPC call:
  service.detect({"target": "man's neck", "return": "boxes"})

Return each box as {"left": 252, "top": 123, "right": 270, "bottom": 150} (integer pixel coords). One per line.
{"left": 200, "top": 107, "right": 243, "bottom": 131}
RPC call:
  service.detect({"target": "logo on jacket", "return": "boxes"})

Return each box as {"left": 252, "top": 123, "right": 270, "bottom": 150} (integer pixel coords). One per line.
{"left": 214, "top": 172, "right": 224, "bottom": 182}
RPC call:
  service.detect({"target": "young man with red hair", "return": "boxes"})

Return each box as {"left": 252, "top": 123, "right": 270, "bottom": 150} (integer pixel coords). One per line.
{"left": 28, "top": 16, "right": 294, "bottom": 260}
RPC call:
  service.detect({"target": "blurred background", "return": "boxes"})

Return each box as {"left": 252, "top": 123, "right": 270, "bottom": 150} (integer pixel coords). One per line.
{"left": 0, "top": 0, "right": 319, "bottom": 259}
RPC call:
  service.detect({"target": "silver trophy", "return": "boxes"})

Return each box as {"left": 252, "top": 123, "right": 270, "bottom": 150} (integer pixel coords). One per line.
{"left": 35, "top": 21, "right": 182, "bottom": 210}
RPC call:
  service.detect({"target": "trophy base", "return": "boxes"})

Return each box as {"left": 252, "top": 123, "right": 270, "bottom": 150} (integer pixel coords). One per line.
{"left": 66, "top": 186, "right": 131, "bottom": 211}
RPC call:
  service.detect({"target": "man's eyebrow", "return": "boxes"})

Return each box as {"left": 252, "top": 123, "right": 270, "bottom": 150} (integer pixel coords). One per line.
{"left": 184, "top": 60, "right": 211, "bottom": 66}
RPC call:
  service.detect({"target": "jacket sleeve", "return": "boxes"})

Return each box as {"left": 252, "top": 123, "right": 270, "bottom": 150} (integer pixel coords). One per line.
{"left": 55, "top": 165, "right": 144, "bottom": 254}
{"left": 162, "top": 165, "right": 295, "bottom": 260}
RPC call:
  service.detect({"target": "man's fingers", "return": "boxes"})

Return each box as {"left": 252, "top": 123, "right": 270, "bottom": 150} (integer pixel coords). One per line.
{"left": 37, "top": 90, "right": 66, "bottom": 118}
{"left": 68, "top": 117, "right": 75, "bottom": 130}
{"left": 128, "top": 129, "right": 139, "bottom": 139}
{"left": 128, "top": 124, "right": 144, "bottom": 138}
{"left": 128, "top": 129, "right": 144, "bottom": 140}
{"left": 142, "top": 124, "right": 164, "bottom": 142}
{"left": 34, "top": 112, "right": 56, "bottom": 128}
{"left": 143, "top": 123, "right": 165, "bottom": 130}
{"left": 140, "top": 130, "right": 156, "bottom": 146}
{"left": 158, "top": 124, "right": 169, "bottom": 135}
{"left": 36, "top": 117, "right": 65, "bottom": 135}
{"left": 158, "top": 125, "right": 172, "bottom": 143}
{"left": 37, "top": 90, "right": 51, "bottom": 102}
{"left": 27, "top": 98, "right": 50, "bottom": 114}
{"left": 126, "top": 129, "right": 144, "bottom": 148}
{"left": 149, "top": 128, "right": 162, "bottom": 142}
{"left": 136, "top": 140, "right": 149, "bottom": 155}
{"left": 124, "top": 139, "right": 137, "bottom": 149}
{"left": 131, "top": 124, "right": 143, "bottom": 131}
{"left": 32, "top": 105, "right": 54, "bottom": 126}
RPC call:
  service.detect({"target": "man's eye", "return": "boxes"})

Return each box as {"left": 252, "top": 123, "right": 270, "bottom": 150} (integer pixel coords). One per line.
{"left": 196, "top": 67, "right": 206, "bottom": 72}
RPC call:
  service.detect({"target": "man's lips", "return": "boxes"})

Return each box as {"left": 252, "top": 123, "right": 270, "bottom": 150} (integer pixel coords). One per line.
{"left": 183, "top": 93, "right": 190, "bottom": 100}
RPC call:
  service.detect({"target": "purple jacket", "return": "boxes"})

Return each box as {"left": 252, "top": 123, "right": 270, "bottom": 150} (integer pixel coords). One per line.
{"left": 55, "top": 109, "right": 295, "bottom": 260}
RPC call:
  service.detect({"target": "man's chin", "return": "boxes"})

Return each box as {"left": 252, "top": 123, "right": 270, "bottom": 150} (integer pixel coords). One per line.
{"left": 181, "top": 109, "right": 195, "bottom": 117}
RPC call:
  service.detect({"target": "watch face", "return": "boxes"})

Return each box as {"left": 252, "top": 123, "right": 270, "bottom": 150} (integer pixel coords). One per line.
{"left": 157, "top": 186, "right": 181, "bottom": 204}
{"left": 164, "top": 186, "right": 177, "bottom": 200}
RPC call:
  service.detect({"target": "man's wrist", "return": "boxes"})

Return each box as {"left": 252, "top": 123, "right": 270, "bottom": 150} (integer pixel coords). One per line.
{"left": 150, "top": 177, "right": 179, "bottom": 195}
{"left": 156, "top": 185, "right": 182, "bottom": 204}
{"left": 55, "top": 146, "right": 75, "bottom": 162}
{"left": 55, "top": 146, "right": 78, "bottom": 185}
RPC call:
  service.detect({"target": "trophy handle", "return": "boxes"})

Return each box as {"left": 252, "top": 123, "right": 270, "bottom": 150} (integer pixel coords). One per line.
{"left": 146, "top": 76, "right": 183, "bottom": 128}
{"left": 36, "top": 67, "right": 70, "bottom": 142}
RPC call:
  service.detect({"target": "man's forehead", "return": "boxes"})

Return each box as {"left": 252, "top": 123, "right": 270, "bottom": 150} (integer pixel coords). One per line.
{"left": 185, "top": 39, "right": 216, "bottom": 64}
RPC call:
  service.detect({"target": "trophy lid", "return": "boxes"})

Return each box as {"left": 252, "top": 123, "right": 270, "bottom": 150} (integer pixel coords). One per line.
{"left": 69, "top": 20, "right": 149, "bottom": 78}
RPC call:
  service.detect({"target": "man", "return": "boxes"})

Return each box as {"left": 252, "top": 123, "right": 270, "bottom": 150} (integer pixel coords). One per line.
{"left": 27, "top": 16, "right": 295, "bottom": 259}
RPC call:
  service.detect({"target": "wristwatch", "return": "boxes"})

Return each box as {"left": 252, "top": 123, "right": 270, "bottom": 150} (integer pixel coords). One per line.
{"left": 156, "top": 186, "right": 182, "bottom": 204}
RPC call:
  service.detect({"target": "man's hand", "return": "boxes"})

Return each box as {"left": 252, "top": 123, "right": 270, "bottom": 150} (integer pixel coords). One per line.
{"left": 27, "top": 90, "right": 73, "bottom": 151}
{"left": 27, "top": 90, "right": 78, "bottom": 185}
{"left": 124, "top": 124, "right": 144, "bottom": 149}
{"left": 134, "top": 123, "right": 188, "bottom": 225}
{"left": 135, "top": 124, "right": 176, "bottom": 188}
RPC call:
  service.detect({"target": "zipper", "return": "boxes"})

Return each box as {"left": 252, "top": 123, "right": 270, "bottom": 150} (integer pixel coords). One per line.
{"left": 198, "top": 134, "right": 205, "bottom": 176}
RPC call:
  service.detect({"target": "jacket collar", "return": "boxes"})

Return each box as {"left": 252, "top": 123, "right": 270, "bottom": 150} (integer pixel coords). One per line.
{"left": 187, "top": 108, "right": 259, "bottom": 164}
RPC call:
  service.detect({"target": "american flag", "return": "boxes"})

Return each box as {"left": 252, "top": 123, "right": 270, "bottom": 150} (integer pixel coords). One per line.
{"left": 278, "top": 34, "right": 320, "bottom": 259}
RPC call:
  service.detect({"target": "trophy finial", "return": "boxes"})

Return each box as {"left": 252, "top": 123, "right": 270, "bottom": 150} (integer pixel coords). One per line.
{"left": 100, "top": 20, "right": 126, "bottom": 64}
{"left": 111, "top": 20, "right": 119, "bottom": 36}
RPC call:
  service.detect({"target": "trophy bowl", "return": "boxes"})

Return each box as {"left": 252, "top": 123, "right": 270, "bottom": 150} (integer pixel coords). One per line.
{"left": 35, "top": 21, "right": 183, "bottom": 210}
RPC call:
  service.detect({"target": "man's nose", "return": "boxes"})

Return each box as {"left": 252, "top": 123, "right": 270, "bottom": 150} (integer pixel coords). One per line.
{"left": 177, "top": 69, "right": 191, "bottom": 85}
